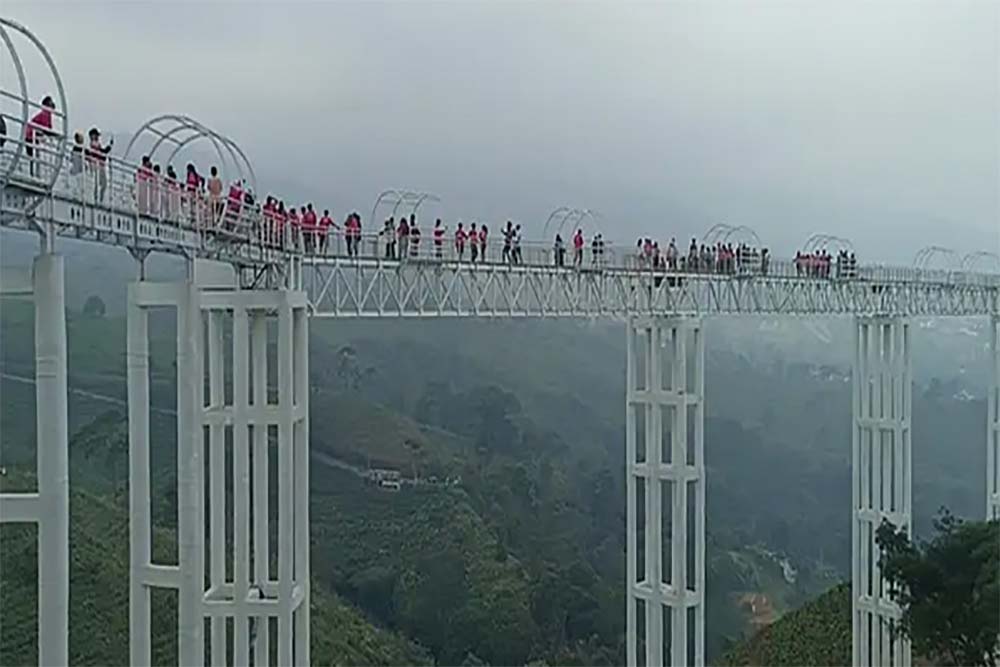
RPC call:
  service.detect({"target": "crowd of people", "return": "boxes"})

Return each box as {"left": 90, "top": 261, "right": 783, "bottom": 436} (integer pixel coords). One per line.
{"left": 9, "top": 95, "right": 869, "bottom": 283}
{"left": 632, "top": 237, "right": 771, "bottom": 275}
{"left": 795, "top": 249, "right": 858, "bottom": 278}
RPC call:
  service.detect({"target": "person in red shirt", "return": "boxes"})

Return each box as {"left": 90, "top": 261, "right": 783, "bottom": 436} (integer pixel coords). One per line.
{"left": 301, "top": 203, "right": 318, "bottom": 253}
{"left": 478, "top": 224, "right": 488, "bottom": 262}
{"left": 318, "top": 209, "right": 335, "bottom": 255}
{"left": 455, "top": 222, "right": 467, "bottom": 261}
{"left": 468, "top": 223, "right": 478, "bottom": 263}
{"left": 573, "top": 229, "right": 585, "bottom": 267}
{"left": 25, "top": 96, "right": 57, "bottom": 176}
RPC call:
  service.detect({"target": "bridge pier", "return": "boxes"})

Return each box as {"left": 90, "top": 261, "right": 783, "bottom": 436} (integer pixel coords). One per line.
{"left": 128, "top": 279, "right": 310, "bottom": 667}
{"left": 988, "top": 316, "right": 1000, "bottom": 520}
{"left": 852, "top": 316, "right": 912, "bottom": 667}
{"left": 0, "top": 252, "right": 71, "bottom": 667}
{"left": 626, "top": 316, "right": 705, "bottom": 667}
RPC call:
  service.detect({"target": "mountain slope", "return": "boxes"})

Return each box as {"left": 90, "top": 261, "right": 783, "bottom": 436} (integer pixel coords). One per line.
{"left": 720, "top": 582, "right": 851, "bottom": 667}
{"left": 0, "top": 469, "right": 428, "bottom": 667}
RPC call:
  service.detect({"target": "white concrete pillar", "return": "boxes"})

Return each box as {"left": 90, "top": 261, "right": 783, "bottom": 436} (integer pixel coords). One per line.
{"left": 626, "top": 316, "right": 705, "bottom": 667}
{"left": 988, "top": 316, "right": 1000, "bottom": 521}
{"left": 852, "top": 316, "right": 912, "bottom": 667}
{"left": 34, "top": 253, "right": 69, "bottom": 667}
{"left": 128, "top": 284, "right": 310, "bottom": 667}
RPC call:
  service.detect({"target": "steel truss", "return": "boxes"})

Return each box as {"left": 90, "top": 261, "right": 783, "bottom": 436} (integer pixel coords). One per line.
{"left": 852, "top": 317, "right": 912, "bottom": 667}
{"left": 305, "top": 259, "right": 997, "bottom": 318}
{"left": 626, "top": 316, "right": 705, "bottom": 667}
{"left": 127, "top": 281, "right": 310, "bottom": 667}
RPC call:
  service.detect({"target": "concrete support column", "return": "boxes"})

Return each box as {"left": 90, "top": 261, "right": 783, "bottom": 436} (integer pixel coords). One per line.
{"left": 626, "top": 316, "right": 705, "bottom": 667}
{"left": 852, "top": 316, "right": 912, "bottom": 667}
{"left": 128, "top": 283, "right": 310, "bottom": 667}
{"left": 34, "top": 252, "right": 69, "bottom": 667}
{"left": 988, "top": 316, "right": 1000, "bottom": 520}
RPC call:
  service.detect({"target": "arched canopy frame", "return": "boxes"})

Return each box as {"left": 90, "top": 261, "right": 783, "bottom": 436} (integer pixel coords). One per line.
{"left": 913, "top": 245, "right": 959, "bottom": 270}
{"left": 555, "top": 208, "right": 603, "bottom": 240}
{"left": 123, "top": 114, "right": 257, "bottom": 196}
{"left": 802, "top": 233, "right": 854, "bottom": 253}
{"left": 0, "top": 17, "right": 69, "bottom": 223}
{"left": 961, "top": 251, "right": 1000, "bottom": 272}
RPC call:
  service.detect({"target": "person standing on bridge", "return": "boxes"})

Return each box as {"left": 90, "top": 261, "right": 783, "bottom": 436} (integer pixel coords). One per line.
{"left": 455, "top": 222, "right": 467, "bottom": 261}
{"left": 397, "top": 215, "right": 409, "bottom": 261}
{"left": 513, "top": 224, "right": 523, "bottom": 264}
{"left": 409, "top": 218, "right": 421, "bottom": 258}
{"left": 433, "top": 219, "right": 446, "bottom": 259}
{"left": 207, "top": 166, "right": 224, "bottom": 223}
{"left": 479, "top": 224, "right": 489, "bottom": 262}
{"left": 318, "top": 209, "right": 334, "bottom": 255}
{"left": 302, "top": 204, "right": 318, "bottom": 253}
{"left": 136, "top": 156, "right": 153, "bottom": 214}
{"left": 85, "top": 127, "right": 113, "bottom": 203}
{"left": 573, "top": 229, "right": 584, "bottom": 267}
{"left": 469, "top": 223, "right": 478, "bottom": 263}
{"left": 382, "top": 218, "right": 395, "bottom": 259}
{"left": 554, "top": 234, "right": 566, "bottom": 267}
{"left": 502, "top": 221, "right": 514, "bottom": 263}
{"left": 25, "top": 96, "right": 57, "bottom": 177}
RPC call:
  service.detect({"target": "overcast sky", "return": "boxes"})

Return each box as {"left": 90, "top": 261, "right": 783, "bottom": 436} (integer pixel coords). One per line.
{"left": 4, "top": 1, "right": 998, "bottom": 262}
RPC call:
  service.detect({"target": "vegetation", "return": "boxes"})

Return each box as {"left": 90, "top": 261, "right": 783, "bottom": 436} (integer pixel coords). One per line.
{"left": 721, "top": 582, "right": 851, "bottom": 666}
{"left": 877, "top": 513, "right": 1000, "bottom": 666}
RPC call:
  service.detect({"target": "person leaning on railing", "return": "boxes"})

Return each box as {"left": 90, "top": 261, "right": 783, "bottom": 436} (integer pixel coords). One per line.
{"left": 25, "top": 95, "right": 58, "bottom": 177}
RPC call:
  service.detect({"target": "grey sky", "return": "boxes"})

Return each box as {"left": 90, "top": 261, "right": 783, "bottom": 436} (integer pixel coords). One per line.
{"left": 5, "top": 1, "right": 998, "bottom": 262}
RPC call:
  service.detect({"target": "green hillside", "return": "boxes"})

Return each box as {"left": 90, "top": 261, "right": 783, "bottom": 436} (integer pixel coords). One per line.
{"left": 720, "top": 582, "right": 851, "bottom": 667}
{"left": 0, "top": 467, "right": 428, "bottom": 667}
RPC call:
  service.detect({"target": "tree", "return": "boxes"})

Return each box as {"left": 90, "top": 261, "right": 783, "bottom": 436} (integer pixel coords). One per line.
{"left": 876, "top": 512, "right": 999, "bottom": 666}
{"left": 82, "top": 295, "right": 106, "bottom": 318}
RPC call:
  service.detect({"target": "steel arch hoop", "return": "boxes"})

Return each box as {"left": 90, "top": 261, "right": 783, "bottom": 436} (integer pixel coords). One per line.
{"left": 158, "top": 117, "right": 253, "bottom": 194}
{"left": 371, "top": 189, "right": 403, "bottom": 223}
{"left": 542, "top": 207, "right": 573, "bottom": 238}
{"left": 556, "top": 208, "right": 603, "bottom": 240}
{"left": 0, "top": 17, "right": 69, "bottom": 219}
{"left": 704, "top": 224, "right": 734, "bottom": 244}
{"left": 721, "top": 225, "right": 762, "bottom": 246}
{"left": 124, "top": 114, "right": 257, "bottom": 194}
{"left": 408, "top": 192, "right": 440, "bottom": 216}
{"left": 961, "top": 251, "right": 1000, "bottom": 271}
{"left": 0, "top": 23, "right": 29, "bottom": 186}
{"left": 144, "top": 123, "right": 232, "bottom": 184}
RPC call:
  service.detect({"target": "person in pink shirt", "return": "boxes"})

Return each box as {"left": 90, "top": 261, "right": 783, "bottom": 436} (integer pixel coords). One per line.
{"left": 455, "top": 222, "right": 467, "bottom": 261}
{"left": 318, "top": 209, "right": 335, "bottom": 255}
{"left": 573, "top": 229, "right": 585, "bottom": 267}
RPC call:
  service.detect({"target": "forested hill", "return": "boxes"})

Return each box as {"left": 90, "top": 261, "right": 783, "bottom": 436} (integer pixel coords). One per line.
{"left": 0, "top": 467, "right": 429, "bottom": 666}
{"left": 0, "top": 257, "right": 989, "bottom": 664}
{"left": 721, "top": 582, "right": 851, "bottom": 666}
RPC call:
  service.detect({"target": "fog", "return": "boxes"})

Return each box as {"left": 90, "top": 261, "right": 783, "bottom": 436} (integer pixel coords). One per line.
{"left": 4, "top": 1, "right": 998, "bottom": 262}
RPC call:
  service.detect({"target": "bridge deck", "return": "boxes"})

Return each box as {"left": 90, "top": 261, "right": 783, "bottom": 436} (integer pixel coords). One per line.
{"left": 2, "top": 148, "right": 998, "bottom": 318}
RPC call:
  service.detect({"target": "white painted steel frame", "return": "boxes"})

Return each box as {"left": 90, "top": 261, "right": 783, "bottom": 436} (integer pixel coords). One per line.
{"left": 128, "top": 282, "right": 310, "bottom": 667}
{"left": 0, "top": 252, "right": 70, "bottom": 667}
{"left": 989, "top": 316, "right": 1000, "bottom": 520}
{"left": 626, "top": 316, "right": 705, "bottom": 667}
{"left": 852, "top": 317, "right": 912, "bottom": 667}
{"left": 305, "top": 260, "right": 998, "bottom": 319}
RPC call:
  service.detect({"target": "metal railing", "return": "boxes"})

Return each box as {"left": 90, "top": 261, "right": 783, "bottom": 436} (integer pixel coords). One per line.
{"left": 4, "top": 140, "right": 1000, "bottom": 290}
